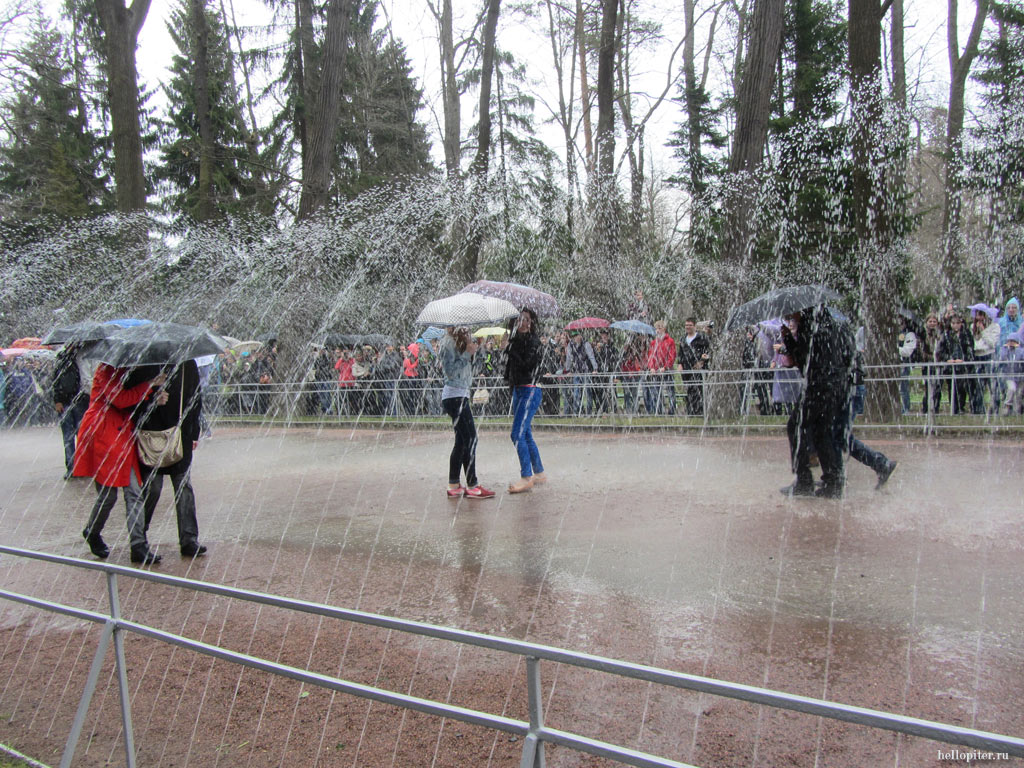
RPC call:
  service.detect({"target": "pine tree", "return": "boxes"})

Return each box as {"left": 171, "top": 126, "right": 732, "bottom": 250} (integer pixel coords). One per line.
{"left": 154, "top": 0, "right": 257, "bottom": 221}
{"left": 0, "top": 21, "right": 112, "bottom": 228}
{"left": 969, "top": 0, "right": 1024, "bottom": 224}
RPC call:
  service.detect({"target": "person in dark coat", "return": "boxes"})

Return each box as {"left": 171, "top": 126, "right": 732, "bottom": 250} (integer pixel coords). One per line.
{"left": 938, "top": 313, "right": 974, "bottom": 414}
{"left": 780, "top": 306, "right": 855, "bottom": 498}
{"left": 130, "top": 361, "right": 207, "bottom": 558}
{"left": 677, "top": 317, "right": 710, "bottom": 415}
{"left": 52, "top": 343, "right": 90, "bottom": 479}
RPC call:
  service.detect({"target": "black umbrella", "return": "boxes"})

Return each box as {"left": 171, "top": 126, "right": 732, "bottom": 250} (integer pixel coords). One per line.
{"left": 79, "top": 322, "right": 227, "bottom": 367}
{"left": 359, "top": 333, "right": 397, "bottom": 348}
{"left": 324, "top": 333, "right": 362, "bottom": 349}
{"left": 42, "top": 321, "right": 113, "bottom": 346}
{"left": 726, "top": 285, "right": 842, "bottom": 331}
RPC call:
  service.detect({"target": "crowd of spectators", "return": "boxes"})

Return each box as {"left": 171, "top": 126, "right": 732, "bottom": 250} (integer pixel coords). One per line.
{"left": 3, "top": 296, "right": 1023, "bottom": 426}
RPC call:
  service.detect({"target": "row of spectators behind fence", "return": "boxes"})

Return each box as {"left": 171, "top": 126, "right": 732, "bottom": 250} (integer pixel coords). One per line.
{"left": 3, "top": 298, "right": 1022, "bottom": 426}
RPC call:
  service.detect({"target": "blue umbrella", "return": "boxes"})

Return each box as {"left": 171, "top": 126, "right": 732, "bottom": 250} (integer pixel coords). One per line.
{"left": 421, "top": 326, "right": 446, "bottom": 340}
{"left": 610, "top": 319, "right": 656, "bottom": 335}
{"left": 107, "top": 318, "right": 151, "bottom": 327}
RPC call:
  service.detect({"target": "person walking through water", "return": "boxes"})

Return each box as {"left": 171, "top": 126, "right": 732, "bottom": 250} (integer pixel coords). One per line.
{"left": 505, "top": 308, "right": 547, "bottom": 493}
{"left": 130, "top": 360, "right": 208, "bottom": 557}
{"left": 74, "top": 364, "right": 168, "bottom": 564}
{"left": 438, "top": 327, "right": 495, "bottom": 499}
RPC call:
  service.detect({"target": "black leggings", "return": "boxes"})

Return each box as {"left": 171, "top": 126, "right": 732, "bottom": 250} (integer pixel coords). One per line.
{"left": 442, "top": 397, "right": 478, "bottom": 487}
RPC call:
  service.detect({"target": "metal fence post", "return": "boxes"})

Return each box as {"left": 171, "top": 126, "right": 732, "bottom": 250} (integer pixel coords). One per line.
{"left": 107, "top": 572, "right": 136, "bottom": 768}
{"left": 59, "top": 620, "right": 114, "bottom": 768}
{"left": 519, "top": 656, "right": 546, "bottom": 768}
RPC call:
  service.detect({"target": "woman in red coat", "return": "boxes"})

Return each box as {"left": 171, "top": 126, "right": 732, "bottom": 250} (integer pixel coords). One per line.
{"left": 75, "top": 364, "right": 166, "bottom": 564}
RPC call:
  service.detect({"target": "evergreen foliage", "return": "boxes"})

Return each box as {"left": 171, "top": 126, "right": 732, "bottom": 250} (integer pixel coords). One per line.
{"left": 0, "top": 21, "right": 112, "bottom": 229}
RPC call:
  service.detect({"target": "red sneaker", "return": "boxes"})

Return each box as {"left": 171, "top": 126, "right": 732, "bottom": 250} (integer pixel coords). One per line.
{"left": 446, "top": 486, "right": 465, "bottom": 498}
{"left": 464, "top": 485, "right": 495, "bottom": 499}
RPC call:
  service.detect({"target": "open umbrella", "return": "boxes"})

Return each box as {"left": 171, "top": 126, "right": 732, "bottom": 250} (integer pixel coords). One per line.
{"left": 610, "top": 319, "right": 656, "bottom": 335}
{"left": 473, "top": 326, "right": 509, "bottom": 338}
{"left": 725, "top": 285, "right": 841, "bottom": 331}
{"left": 80, "top": 322, "right": 227, "bottom": 367}
{"left": 415, "top": 293, "right": 519, "bottom": 327}
{"left": 43, "top": 321, "right": 113, "bottom": 345}
{"left": 565, "top": 317, "right": 609, "bottom": 330}
{"left": 1, "top": 347, "right": 29, "bottom": 358}
{"left": 459, "top": 280, "right": 560, "bottom": 318}
{"left": 10, "top": 337, "right": 45, "bottom": 349}
{"left": 106, "top": 318, "right": 151, "bottom": 328}
{"left": 967, "top": 303, "right": 999, "bottom": 321}
{"left": 360, "top": 333, "right": 397, "bottom": 348}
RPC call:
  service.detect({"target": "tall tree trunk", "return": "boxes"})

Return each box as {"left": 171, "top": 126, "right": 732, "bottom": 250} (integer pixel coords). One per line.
{"left": 577, "top": 0, "right": 594, "bottom": 175}
{"left": 297, "top": 0, "right": 351, "bottom": 219}
{"left": 94, "top": 0, "right": 152, "bottom": 212}
{"left": 890, "top": 0, "right": 906, "bottom": 107}
{"left": 462, "top": 0, "right": 501, "bottom": 282}
{"left": 470, "top": 0, "right": 500, "bottom": 176}
{"left": 594, "top": 0, "right": 617, "bottom": 182}
{"left": 940, "top": 0, "right": 990, "bottom": 299}
{"left": 850, "top": 0, "right": 902, "bottom": 421}
{"left": 437, "top": 0, "right": 461, "bottom": 178}
{"left": 707, "top": 0, "right": 784, "bottom": 418}
{"left": 191, "top": 0, "right": 214, "bottom": 221}
{"left": 617, "top": 2, "right": 643, "bottom": 238}
{"left": 683, "top": 0, "right": 702, "bottom": 195}
{"left": 544, "top": 0, "right": 577, "bottom": 230}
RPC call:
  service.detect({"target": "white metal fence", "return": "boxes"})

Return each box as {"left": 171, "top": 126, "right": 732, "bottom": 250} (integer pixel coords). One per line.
{"left": 206, "top": 361, "right": 1024, "bottom": 427}
{"left": 1, "top": 546, "right": 1022, "bottom": 768}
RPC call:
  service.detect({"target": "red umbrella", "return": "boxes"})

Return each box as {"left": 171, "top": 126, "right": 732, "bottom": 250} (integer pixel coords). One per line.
{"left": 564, "top": 317, "right": 610, "bottom": 330}
{"left": 11, "top": 337, "right": 45, "bottom": 349}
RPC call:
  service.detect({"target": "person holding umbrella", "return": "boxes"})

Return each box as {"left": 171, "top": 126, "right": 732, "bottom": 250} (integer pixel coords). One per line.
{"left": 438, "top": 327, "right": 495, "bottom": 499}
{"left": 129, "top": 361, "right": 208, "bottom": 558}
{"left": 505, "top": 308, "right": 547, "bottom": 493}
{"left": 74, "top": 364, "right": 168, "bottom": 564}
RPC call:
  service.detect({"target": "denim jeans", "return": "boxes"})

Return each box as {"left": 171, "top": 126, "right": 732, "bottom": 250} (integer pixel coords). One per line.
{"left": 59, "top": 398, "right": 88, "bottom": 471}
{"left": 899, "top": 365, "right": 912, "bottom": 414}
{"left": 511, "top": 386, "right": 543, "bottom": 478}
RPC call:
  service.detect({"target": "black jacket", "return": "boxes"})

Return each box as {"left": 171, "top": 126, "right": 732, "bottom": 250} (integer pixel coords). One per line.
{"left": 678, "top": 333, "right": 711, "bottom": 370}
{"left": 504, "top": 332, "right": 542, "bottom": 387}
{"left": 129, "top": 361, "right": 202, "bottom": 475}
{"left": 783, "top": 308, "right": 854, "bottom": 406}
{"left": 52, "top": 348, "right": 85, "bottom": 408}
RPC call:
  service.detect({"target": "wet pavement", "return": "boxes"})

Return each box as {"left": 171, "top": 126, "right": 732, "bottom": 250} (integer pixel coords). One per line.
{"left": 0, "top": 424, "right": 1022, "bottom": 767}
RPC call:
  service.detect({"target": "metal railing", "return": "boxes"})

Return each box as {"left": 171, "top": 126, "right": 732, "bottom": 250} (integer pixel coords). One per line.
{"left": 1, "top": 546, "right": 1022, "bottom": 768}
{"left": 202, "top": 361, "right": 1024, "bottom": 426}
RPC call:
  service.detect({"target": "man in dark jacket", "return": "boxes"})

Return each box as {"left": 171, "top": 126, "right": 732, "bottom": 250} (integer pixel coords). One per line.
{"left": 131, "top": 361, "right": 207, "bottom": 557}
{"left": 780, "top": 306, "right": 855, "bottom": 498}
{"left": 677, "top": 318, "right": 711, "bottom": 415}
{"left": 52, "top": 344, "right": 90, "bottom": 479}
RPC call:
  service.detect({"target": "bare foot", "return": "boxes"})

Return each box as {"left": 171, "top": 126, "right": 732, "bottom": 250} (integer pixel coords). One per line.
{"left": 532, "top": 472, "right": 547, "bottom": 485}
{"left": 508, "top": 477, "right": 534, "bottom": 494}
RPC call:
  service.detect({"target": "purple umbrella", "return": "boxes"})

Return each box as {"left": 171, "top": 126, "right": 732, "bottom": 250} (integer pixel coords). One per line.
{"left": 459, "top": 280, "right": 559, "bottom": 318}
{"left": 968, "top": 303, "right": 999, "bottom": 322}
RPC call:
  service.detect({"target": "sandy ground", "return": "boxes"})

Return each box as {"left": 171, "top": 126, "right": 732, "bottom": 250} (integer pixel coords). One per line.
{"left": 0, "top": 423, "right": 1022, "bottom": 767}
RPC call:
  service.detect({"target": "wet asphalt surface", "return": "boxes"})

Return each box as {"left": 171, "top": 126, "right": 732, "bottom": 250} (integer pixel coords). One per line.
{"left": 0, "top": 423, "right": 1022, "bottom": 767}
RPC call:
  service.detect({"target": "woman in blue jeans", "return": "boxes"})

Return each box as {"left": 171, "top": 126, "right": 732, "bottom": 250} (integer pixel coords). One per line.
{"left": 438, "top": 327, "right": 494, "bottom": 499}
{"left": 505, "top": 308, "right": 547, "bottom": 493}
